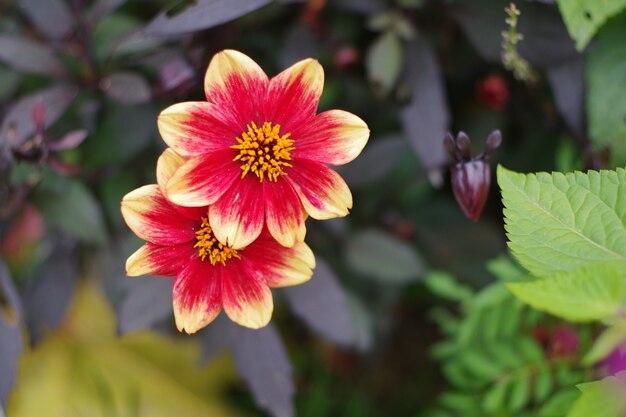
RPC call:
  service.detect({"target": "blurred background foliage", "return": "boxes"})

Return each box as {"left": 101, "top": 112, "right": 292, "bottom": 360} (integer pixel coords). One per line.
{"left": 0, "top": 0, "right": 625, "bottom": 416}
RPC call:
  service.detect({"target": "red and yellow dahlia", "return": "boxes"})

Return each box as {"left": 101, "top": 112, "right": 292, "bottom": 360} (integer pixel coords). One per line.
{"left": 121, "top": 149, "right": 315, "bottom": 334}
{"left": 158, "top": 50, "right": 369, "bottom": 249}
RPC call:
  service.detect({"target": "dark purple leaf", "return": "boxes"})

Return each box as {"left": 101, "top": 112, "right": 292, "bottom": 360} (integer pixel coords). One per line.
{"left": 280, "top": 24, "right": 318, "bottom": 69}
{"left": 0, "top": 259, "right": 22, "bottom": 409}
{"left": 93, "top": 235, "right": 172, "bottom": 333}
{"left": 142, "top": 0, "right": 272, "bottom": 37}
{"left": 546, "top": 55, "right": 585, "bottom": 135}
{"left": 100, "top": 72, "right": 152, "bottom": 105}
{"left": 0, "top": 85, "right": 78, "bottom": 150}
{"left": 82, "top": 104, "right": 157, "bottom": 170}
{"left": 22, "top": 240, "right": 77, "bottom": 345}
{"left": 330, "top": 0, "right": 386, "bottom": 14}
{"left": 0, "top": 35, "right": 66, "bottom": 77}
{"left": 48, "top": 130, "right": 88, "bottom": 152}
{"left": 400, "top": 37, "right": 450, "bottom": 176}
{"left": 231, "top": 324, "right": 295, "bottom": 417}
{"left": 337, "top": 135, "right": 409, "bottom": 188}
{"left": 117, "top": 276, "right": 173, "bottom": 334}
{"left": 283, "top": 259, "right": 355, "bottom": 347}
{"left": 198, "top": 316, "right": 231, "bottom": 364}
{"left": 86, "top": 0, "right": 127, "bottom": 26}
{"left": 18, "top": 0, "right": 73, "bottom": 40}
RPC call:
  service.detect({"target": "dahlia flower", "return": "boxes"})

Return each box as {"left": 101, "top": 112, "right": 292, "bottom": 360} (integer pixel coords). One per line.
{"left": 121, "top": 149, "right": 315, "bottom": 333}
{"left": 158, "top": 50, "right": 369, "bottom": 248}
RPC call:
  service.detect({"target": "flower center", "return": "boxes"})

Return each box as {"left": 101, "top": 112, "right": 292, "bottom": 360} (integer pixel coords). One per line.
{"left": 194, "top": 217, "right": 240, "bottom": 265}
{"left": 231, "top": 121, "right": 295, "bottom": 182}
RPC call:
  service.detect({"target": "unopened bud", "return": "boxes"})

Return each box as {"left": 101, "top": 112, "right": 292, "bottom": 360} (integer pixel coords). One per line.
{"left": 451, "top": 160, "right": 490, "bottom": 222}
{"left": 485, "top": 130, "right": 502, "bottom": 154}
{"left": 456, "top": 131, "right": 471, "bottom": 159}
{"left": 443, "top": 132, "right": 456, "bottom": 157}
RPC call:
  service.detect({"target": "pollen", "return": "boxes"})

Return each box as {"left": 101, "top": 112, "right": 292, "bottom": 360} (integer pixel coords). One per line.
{"left": 231, "top": 121, "right": 295, "bottom": 182}
{"left": 194, "top": 217, "right": 240, "bottom": 265}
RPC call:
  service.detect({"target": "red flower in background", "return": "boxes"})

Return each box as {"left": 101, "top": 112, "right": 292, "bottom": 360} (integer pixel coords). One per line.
{"left": 158, "top": 50, "right": 369, "bottom": 249}
{"left": 476, "top": 75, "right": 510, "bottom": 111}
{"left": 121, "top": 149, "right": 315, "bottom": 334}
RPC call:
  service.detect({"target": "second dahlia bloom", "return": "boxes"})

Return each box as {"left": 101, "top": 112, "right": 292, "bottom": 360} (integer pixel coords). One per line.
{"left": 159, "top": 50, "right": 369, "bottom": 248}
{"left": 121, "top": 149, "right": 315, "bottom": 333}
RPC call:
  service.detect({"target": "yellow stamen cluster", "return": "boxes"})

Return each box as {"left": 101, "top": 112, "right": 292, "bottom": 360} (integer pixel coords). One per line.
{"left": 194, "top": 217, "right": 240, "bottom": 265}
{"left": 231, "top": 121, "right": 295, "bottom": 182}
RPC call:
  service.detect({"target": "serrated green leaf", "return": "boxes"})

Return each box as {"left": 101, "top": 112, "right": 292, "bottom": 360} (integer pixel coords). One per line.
{"left": 556, "top": 0, "right": 626, "bottom": 51}
{"left": 583, "top": 319, "right": 626, "bottom": 365}
{"left": 425, "top": 271, "right": 474, "bottom": 302}
{"left": 586, "top": 13, "right": 626, "bottom": 165}
{"left": 508, "top": 265, "right": 626, "bottom": 322}
{"left": 567, "top": 373, "right": 626, "bottom": 417}
{"left": 498, "top": 166, "right": 626, "bottom": 278}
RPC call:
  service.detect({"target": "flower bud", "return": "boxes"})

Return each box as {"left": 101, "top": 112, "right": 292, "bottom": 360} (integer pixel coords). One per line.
{"left": 451, "top": 159, "right": 490, "bottom": 222}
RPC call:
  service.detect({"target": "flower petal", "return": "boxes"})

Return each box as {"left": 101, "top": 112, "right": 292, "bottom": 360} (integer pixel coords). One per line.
{"left": 292, "top": 110, "right": 370, "bottom": 165}
{"left": 265, "top": 58, "right": 324, "bottom": 131}
{"left": 121, "top": 184, "right": 197, "bottom": 245}
{"left": 173, "top": 258, "right": 222, "bottom": 334}
{"left": 126, "top": 242, "right": 191, "bottom": 277}
{"left": 167, "top": 151, "right": 239, "bottom": 207}
{"left": 263, "top": 180, "right": 306, "bottom": 247}
{"left": 285, "top": 160, "right": 353, "bottom": 220}
{"left": 156, "top": 148, "right": 186, "bottom": 192}
{"left": 221, "top": 262, "right": 273, "bottom": 329}
{"left": 204, "top": 49, "right": 269, "bottom": 127}
{"left": 156, "top": 149, "right": 208, "bottom": 220}
{"left": 209, "top": 177, "right": 264, "bottom": 249}
{"left": 157, "top": 101, "right": 237, "bottom": 157}
{"left": 244, "top": 233, "right": 315, "bottom": 287}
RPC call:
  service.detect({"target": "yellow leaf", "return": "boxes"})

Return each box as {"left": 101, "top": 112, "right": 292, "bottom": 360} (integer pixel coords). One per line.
{"left": 8, "top": 284, "right": 247, "bottom": 417}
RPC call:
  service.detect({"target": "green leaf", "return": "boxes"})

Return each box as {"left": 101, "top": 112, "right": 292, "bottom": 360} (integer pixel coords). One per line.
{"left": 345, "top": 229, "right": 423, "bottom": 284}
{"left": 507, "top": 265, "right": 626, "bottom": 322}
{"left": 82, "top": 104, "right": 157, "bottom": 171}
{"left": 7, "top": 286, "right": 245, "bottom": 417}
{"left": 459, "top": 350, "right": 503, "bottom": 381}
{"left": 483, "top": 381, "right": 508, "bottom": 414}
{"left": 497, "top": 166, "right": 626, "bottom": 278}
{"left": 37, "top": 177, "right": 107, "bottom": 245}
{"left": 424, "top": 271, "right": 474, "bottom": 302}
{"left": 366, "top": 31, "right": 402, "bottom": 93}
{"left": 566, "top": 373, "right": 626, "bottom": 417}
{"left": 583, "top": 319, "right": 626, "bottom": 364}
{"left": 534, "top": 364, "right": 553, "bottom": 403}
{"left": 556, "top": 0, "right": 626, "bottom": 51}
{"left": 509, "top": 369, "right": 531, "bottom": 412}
{"left": 486, "top": 255, "right": 528, "bottom": 283}
{"left": 538, "top": 388, "right": 581, "bottom": 417}
{"left": 587, "top": 13, "right": 626, "bottom": 165}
